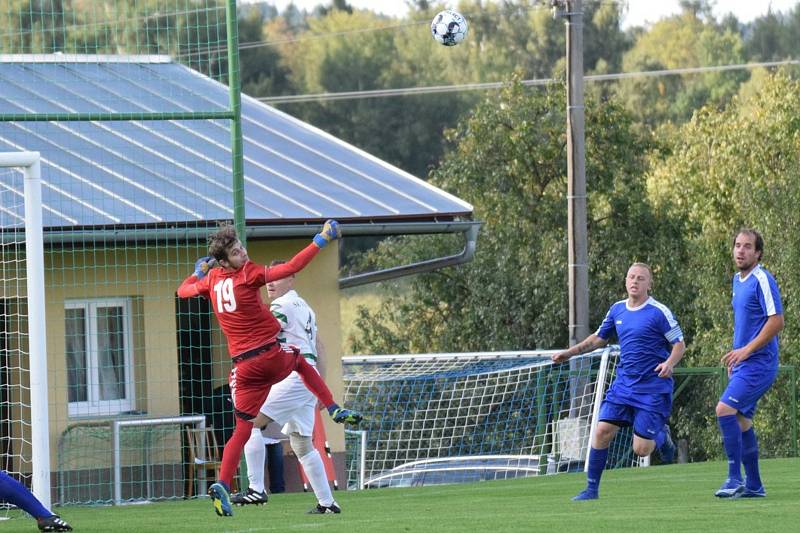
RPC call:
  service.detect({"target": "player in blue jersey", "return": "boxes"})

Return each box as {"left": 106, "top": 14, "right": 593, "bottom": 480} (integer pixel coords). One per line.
{"left": 715, "top": 229, "right": 783, "bottom": 498}
{"left": 552, "top": 262, "right": 685, "bottom": 500}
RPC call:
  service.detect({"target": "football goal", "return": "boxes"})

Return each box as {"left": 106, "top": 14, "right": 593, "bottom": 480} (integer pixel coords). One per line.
{"left": 342, "top": 347, "right": 642, "bottom": 489}
{"left": 0, "top": 152, "right": 51, "bottom": 508}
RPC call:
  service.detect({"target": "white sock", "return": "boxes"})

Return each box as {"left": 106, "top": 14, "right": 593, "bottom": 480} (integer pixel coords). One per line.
{"left": 299, "top": 449, "right": 334, "bottom": 506}
{"left": 244, "top": 428, "right": 266, "bottom": 493}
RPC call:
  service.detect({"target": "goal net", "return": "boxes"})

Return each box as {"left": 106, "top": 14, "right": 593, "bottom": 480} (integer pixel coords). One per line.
{"left": 342, "top": 347, "right": 642, "bottom": 489}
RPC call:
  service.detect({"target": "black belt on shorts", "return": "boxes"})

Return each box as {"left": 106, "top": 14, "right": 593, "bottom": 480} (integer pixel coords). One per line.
{"left": 231, "top": 340, "right": 278, "bottom": 364}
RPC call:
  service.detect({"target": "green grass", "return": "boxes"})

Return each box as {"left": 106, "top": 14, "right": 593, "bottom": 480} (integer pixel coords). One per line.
{"left": 5, "top": 459, "right": 799, "bottom": 532}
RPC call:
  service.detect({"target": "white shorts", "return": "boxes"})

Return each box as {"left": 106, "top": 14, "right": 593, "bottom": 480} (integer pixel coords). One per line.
{"left": 259, "top": 368, "right": 317, "bottom": 437}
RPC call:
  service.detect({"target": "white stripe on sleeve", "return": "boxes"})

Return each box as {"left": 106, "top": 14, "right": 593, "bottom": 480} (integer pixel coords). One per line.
{"left": 754, "top": 268, "right": 777, "bottom": 316}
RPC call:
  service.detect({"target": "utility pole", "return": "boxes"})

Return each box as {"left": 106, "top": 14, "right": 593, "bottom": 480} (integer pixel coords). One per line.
{"left": 553, "top": 0, "right": 590, "bottom": 416}
{"left": 565, "top": 0, "right": 588, "bottom": 351}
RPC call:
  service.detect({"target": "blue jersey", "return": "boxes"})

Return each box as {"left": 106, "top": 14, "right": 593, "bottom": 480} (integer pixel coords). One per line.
{"left": 732, "top": 264, "right": 782, "bottom": 372}
{"left": 595, "top": 297, "right": 683, "bottom": 395}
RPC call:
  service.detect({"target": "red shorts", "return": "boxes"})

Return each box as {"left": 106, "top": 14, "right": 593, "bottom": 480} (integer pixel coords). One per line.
{"left": 229, "top": 345, "right": 299, "bottom": 419}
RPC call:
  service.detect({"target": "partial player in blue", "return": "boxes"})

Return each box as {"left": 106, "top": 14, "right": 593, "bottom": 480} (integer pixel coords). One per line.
{"left": 0, "top": 470, "right": 72, "bottom": 531}
{"left": 715, "top": 229, "right": 783, "bottom": 499}
{"left": 552, "top": 263, "right": 685, "bottom": 501}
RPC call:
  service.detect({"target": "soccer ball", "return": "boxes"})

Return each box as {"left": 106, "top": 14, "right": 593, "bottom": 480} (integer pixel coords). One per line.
{"left": 431, "top": 9, "right": 468, "bottom": 47}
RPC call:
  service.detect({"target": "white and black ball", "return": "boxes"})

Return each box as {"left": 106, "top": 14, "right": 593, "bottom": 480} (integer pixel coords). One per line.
{"left": 431, "top": 9, "right": 468, "bottom": 47}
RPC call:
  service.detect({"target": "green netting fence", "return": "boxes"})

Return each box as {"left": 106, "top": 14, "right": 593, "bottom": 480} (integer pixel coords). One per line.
{"left": 0, "top": 0, "right": 244, "bottom": 507}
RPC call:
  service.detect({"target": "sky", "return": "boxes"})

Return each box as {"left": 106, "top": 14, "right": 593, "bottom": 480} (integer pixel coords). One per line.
{"left": 245, "top": 0, "right": 799, "bottom": 27}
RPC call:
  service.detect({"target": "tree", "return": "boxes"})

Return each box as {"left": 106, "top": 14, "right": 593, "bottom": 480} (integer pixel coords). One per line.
{"left": 238, "top": 5, "right": 294, "bottom": 97}
{"left": 315, "top": 0, "right": 353, "bottom": 17}
{"left": 615, "top": 8, "right": 747, "bottom": 126}
{"left": 349, "top": 76, "right": 687, "bottom": 354}
{"left": 745, "top": 5, "right": 800, "bottom": 63}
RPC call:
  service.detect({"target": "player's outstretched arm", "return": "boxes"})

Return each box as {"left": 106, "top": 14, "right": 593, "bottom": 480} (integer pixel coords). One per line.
{"left": 268, "top": 220, "right": 342, "bottom": 281}
{"left": 552, "top": 334, "right": 607, "bottom": 363}
{"left": 176, "top": 256, "right": 215, "bottom": 298}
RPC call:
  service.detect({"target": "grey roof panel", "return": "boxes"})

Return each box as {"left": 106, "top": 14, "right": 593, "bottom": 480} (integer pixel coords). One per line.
{"left": 0, "top": 56, "right": 472, "bottom": 229}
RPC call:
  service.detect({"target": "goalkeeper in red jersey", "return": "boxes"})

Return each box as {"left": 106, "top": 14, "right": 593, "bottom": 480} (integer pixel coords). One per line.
{"left": 177, "top": 220, "right": 361, "bottom": 518}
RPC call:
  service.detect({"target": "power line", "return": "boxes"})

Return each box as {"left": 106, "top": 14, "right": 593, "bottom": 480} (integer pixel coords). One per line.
{"left": 257, "top": 59, "right": 800, "bottom": 104}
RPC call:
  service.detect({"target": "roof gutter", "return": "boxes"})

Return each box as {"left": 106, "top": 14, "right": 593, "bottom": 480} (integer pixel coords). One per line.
{"left": 337, "top": 221, "right": 480, "bottom": 289}
{"left": 33, "top": 219, "right": 477, "bottom": 245}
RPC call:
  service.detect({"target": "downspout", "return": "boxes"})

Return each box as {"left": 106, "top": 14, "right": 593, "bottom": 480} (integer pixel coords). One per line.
{"left": 338, "top": 222, "right": 480, "bottom": 289}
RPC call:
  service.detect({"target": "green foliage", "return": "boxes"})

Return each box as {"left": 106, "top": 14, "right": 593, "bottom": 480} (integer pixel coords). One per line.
{"left": 238, "top": 5, "right": 294, "bottom": 96}
{"left": 616, "top": 9, "right": 747, "bottom": 126}
{"left": 746, "top": 5, "right": 800, "bottom": 62}
{"left": 648, "top": 73, "right": 800, "bottom": 366}
{"left": 349, "top": 76, "right": 687, "bottom": 354}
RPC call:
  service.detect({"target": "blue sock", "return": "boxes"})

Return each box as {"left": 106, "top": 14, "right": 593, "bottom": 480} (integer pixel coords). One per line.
{"left": 585, "top": 447, "right": 609, "bottom": 493}
{"left": 717, "top": 415, "right": 743, "bottom": 481}
{"left": 0, "top": 470, "right": 51, "bottom": 519}
{"left": 741, "top": 427, "right": 762, "bottom": 489}
{"left": 327, "top": 403, "right": 341, "bottom": 415}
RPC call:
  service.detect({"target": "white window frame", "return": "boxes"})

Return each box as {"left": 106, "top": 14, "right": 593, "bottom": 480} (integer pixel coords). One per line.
{"left": 65, "top": 297, "right": 135, "bottom": 417}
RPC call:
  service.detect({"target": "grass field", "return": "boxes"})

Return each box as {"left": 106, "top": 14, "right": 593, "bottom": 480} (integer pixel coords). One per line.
{"left": 4, "top": 458, "right": 798, "bottom": 532}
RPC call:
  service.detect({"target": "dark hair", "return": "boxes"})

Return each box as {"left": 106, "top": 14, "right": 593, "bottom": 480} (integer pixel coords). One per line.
{"left": 207, "top": 223, "right": 238, "bottom": 262}
{"left": 733, "top": 228, "right": 763, "bottom": 261}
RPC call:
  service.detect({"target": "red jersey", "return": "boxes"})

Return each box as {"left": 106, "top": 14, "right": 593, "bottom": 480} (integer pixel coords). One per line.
{"left": 177, "top": 243, "right": 319, "bottom": 357}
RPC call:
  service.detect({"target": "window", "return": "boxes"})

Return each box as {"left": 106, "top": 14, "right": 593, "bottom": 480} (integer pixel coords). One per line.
{"left": 65, "top": 298, "right": 135, "bottom": 417}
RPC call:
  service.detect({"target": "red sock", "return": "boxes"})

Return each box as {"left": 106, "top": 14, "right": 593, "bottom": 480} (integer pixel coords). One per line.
{"left": 295, "top": 357, "right": 334, "bottom": 407}
{"left": 219, "top": 417, "right": 253, "bottom": 486}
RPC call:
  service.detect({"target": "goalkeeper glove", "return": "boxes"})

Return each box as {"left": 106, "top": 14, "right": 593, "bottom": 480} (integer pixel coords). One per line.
{"left": 194, "top": 256, "right": 215, "bottom": 280}
{"left": 313, "top": 219, "right": 341, "bottom": 248}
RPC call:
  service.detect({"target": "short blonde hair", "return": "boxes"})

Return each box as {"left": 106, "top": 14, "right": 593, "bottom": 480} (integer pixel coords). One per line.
{"left": 630, "top": 262, "right": 652, "bottom": 277}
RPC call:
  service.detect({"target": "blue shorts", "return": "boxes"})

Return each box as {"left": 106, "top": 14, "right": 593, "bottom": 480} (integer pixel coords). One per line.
{"left": 598, "top": 400, "right": 668, "bottom": 440}
{"left": 719, "top": 366, "right": 778, "bottom": 419}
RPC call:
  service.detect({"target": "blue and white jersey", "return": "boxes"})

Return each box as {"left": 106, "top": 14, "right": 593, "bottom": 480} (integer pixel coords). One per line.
{"left": 595, "top": 297, "right": 683, "bottom": 394}
{"left": 732, "top": 264, "right": 782, "bottom": 371}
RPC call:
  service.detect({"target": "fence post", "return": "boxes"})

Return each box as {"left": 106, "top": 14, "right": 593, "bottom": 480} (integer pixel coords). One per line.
{"left": 790, "top": 366, "right": 798, "bottom": 457}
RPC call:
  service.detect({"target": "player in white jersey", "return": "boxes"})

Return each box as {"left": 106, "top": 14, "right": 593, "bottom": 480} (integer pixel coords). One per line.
{"left": 231, "top": 260, "right": 341, "bottom": 514}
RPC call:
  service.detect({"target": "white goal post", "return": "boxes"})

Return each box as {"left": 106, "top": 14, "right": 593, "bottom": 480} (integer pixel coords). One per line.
{"left": 0, "top": 151, "right": 51, "bottom": 508}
